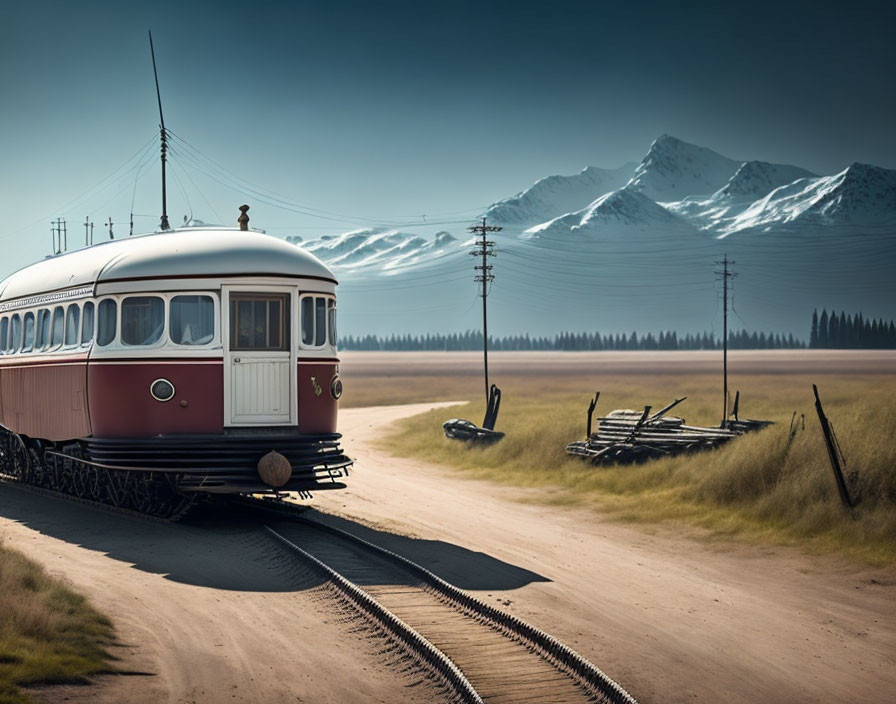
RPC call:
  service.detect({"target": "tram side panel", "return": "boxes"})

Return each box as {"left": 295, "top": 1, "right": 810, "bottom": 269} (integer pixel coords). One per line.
{"left": 297, "top": 361, "right": 338, "bottom": 434}
{"left": 87, "top": 360, "right": 224, "bottom": 437}
{"left": 0, "top": 358, "right": 90, "bottom": 441}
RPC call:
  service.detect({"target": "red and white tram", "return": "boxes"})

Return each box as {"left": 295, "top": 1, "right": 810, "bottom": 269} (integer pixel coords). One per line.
{"left": 0, "top": 219, "right": 350, "bottom": 516}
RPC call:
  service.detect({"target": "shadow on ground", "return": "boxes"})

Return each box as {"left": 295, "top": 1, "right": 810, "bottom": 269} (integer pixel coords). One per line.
{"left": 0, "top": 483, "right": 549, "bottom": 593}
{"left": 302, "top": 508, "right": 550, "bottom": 590}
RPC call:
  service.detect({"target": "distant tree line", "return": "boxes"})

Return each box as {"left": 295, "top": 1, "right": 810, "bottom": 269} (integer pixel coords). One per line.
{"left": 340, "top": 329, "right": 807, "bottom": 351}
{"left": 809, "top": 310, "right": 896, "bottom": 348}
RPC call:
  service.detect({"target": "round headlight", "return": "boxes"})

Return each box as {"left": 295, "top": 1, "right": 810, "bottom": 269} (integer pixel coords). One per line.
{"left": 150, "top": 378, "right": 176, "bottom": 402}
{"left": 330, "top": 375, "right": 343, "bottom": 400}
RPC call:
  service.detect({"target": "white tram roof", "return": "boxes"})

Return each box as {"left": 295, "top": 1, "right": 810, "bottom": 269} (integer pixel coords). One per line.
{"left": 0, "top": 227, "right": 336, "bottom": 302}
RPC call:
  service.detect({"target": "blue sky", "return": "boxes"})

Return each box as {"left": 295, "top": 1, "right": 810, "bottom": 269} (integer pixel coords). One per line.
{"left": 1, "top": 0, "right": 894, "bottom": 275}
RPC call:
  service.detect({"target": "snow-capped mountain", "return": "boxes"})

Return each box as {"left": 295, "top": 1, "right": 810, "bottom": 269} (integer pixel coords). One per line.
{"left": 667, "top": 160, "right": 817, "bottom": 232}
{"left": 712, "top": 160, "right": 816, "bottom": 202}
{"left": 722, "top": 163, "right": 896, "bottom": 234}
{"left": 285, "top": 135, "right": 895, "bottom": 337}
{"left": 624, "top": 134, "right": 742, "bottom": 202}
{"left": 484, "top": 163, "right": 636, "bottom": 228}
{"left": 525, "top": 186, "right": 695, "bottom": 240}
{"left": 299, "top": 228, "right": 456, "bottom": 270}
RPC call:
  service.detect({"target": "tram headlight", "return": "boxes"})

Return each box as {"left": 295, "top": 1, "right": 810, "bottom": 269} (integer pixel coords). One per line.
{"left": 150, "top": 378, "right": 176, "bottom": 402}
{"left": 330, "top": 375, "right": 343, "bottom": 400}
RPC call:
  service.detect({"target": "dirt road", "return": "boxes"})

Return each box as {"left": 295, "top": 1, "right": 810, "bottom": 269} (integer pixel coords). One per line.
{"left": 2, "top": 400, "right": 894, "bottom": 703}
{"left": 0, "top": 485, "right": 439, "bottom": 704}
{"left": 312, "top": 402, "right": 896, "bottom": 704}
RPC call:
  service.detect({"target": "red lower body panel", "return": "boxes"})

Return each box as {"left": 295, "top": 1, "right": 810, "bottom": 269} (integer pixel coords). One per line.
{"left": 297, "top": 362, "right": 338, "bottom": 434}
{"left": 0, "top": 361, "right": 90, "bottom": 440}
{"left": 88, "top": 361, "right": 224, "bottom": 437}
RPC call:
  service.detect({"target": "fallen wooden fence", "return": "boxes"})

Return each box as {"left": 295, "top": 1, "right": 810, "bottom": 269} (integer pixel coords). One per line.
{"left": 567, "top": 393, "right": 772, "bottom": 466}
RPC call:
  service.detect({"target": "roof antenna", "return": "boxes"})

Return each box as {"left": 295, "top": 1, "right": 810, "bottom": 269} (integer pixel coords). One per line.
{"left": 149, "top": 30, "right": 170, "bottom": 231}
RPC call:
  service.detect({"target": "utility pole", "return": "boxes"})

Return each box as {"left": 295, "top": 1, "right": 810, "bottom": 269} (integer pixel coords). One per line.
{"left": 469, "top": 217, "right": 501, "bottom": 403}
{"left": 715, "top": 254, "right": 737, "bottom": 425}
{"left": 51, "top": 218, "right": 67, "bottom": 254}
{"left": 149, "top": 31, "right": 170, "bottom": 231}
{"left": 107, "top": 217, "right": 115, "bottom": 240}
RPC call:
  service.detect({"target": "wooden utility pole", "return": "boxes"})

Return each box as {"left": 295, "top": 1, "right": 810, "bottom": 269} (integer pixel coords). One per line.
{"left": 469, "top": 217, "right": 501, "bottom": 403}
{"left": 716, "top": 254, "right": 736, "bottom": 424}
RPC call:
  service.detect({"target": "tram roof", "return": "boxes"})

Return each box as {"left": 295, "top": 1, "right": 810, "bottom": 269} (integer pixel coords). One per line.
{"left": 0, "top": 227, "right": 337, "bottom": 302}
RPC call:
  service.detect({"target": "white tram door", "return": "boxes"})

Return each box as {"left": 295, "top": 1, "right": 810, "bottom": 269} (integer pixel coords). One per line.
{"left": 222, "top": 287, "right": 297, "bottom": 426}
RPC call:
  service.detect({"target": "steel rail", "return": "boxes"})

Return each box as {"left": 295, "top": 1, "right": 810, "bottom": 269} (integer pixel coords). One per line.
{"left": 265, "top": 525, "right": 483, "bottom": 704}
{"left": 249, "top": 496, "right": 638, "bottom": 704}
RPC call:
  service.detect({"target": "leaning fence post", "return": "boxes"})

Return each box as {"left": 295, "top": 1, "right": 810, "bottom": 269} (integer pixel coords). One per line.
{"left": 812, "top": 384, "right": 853, "bottom": 509}
{"left": 586, "top": 392, "right": 599, "bottom": 438}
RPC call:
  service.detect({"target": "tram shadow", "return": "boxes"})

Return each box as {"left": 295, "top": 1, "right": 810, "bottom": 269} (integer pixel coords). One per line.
{"left": 0, "top": 483, "right": 549, "bottom": 593}
{"left": 298, "top": 508, "right": 550, "bottom": 591}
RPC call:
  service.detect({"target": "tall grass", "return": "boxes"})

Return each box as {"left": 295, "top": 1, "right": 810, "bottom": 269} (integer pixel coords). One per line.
{"left": 0, "top": 541, "right": 115, "bottom": 704}
{"left": 382, "top": 374, "right": 896, "bottom": 565}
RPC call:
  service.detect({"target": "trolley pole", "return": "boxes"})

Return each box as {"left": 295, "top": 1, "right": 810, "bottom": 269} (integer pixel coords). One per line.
{"left": 715, "top": 254, "right": 736, "bottom": 425}
{"left": 469, "top": 217, "right": 501, "bottom": 403}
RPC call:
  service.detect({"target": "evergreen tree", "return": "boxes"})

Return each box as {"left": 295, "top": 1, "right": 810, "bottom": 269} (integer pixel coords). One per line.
{"left": 810, "top": 309, "right": 819, "bottom": 348}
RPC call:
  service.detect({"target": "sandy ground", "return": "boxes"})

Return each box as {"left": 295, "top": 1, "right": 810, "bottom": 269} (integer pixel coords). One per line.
{"left": 1, "top": 397, "right": 894, "bottom": 704}
{"left": 339, "top": 349, "right": 896, "bottom": 377}
{"left": 0, "top": 485, "right": 440, "bottom": 704}
{"left": 309, "top": 402, "right": 896, "bottom": 704}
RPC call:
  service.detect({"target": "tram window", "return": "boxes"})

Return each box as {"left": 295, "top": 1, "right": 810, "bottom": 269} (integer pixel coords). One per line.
{"left": 301, "top": 297, "right": 314, "bottom": 345}
{"left": 328, "top": 299, "right": 337, "bottom": 347}
{"left": 0, "top": 317, "right": 8, "bottom": 353}
{"left": 22, "top": 312, "right": 35, "bottom": 352}
{"left": 50, "top": 307, "right": 64, "bottom": 347}
{"left": 36, "top": 309, "right": 50, "bottom": 350}
{"left": 300, "top": 295, "right": 333, "bottom": 348}
{"left": 97, "top": 300, "right": 117, "bottom": 346}
{"left": 10, "top": 314, "right": 22, "bottom": 353}
{"left": 170, "top": 295, "right": 214, "bottom": 345}
{"left": 122, "top": 296, "right": 164, "bottom": 346}
{"left": 81, "top": 301, "right": 95, "bottom": 345}
{"left": 230, "top": 294, "right": 288, "bottom": 351}
{"left": 63, "top": 305, "right": 80, "bottom": 346}
{"left": 315, "top": 297, "right": 326, "bottom": 346}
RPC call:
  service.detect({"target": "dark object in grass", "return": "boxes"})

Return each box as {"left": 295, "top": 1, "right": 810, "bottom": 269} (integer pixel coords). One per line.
{"left": 567, "top": 392, "right": 770, "bottom": 466}
{"left": 721, "top": 390, "right": 775, "bottom": 434}
{"left": 813, "top": 384, "right": 857, "bottom": 509}
{"left": 443, "top": 384, "right": 505, "bottom": 444}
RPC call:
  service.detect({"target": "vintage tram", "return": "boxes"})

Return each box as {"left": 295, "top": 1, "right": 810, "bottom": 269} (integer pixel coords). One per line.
{"left": 0, "top": 218, "right": 350, "bottom": 516}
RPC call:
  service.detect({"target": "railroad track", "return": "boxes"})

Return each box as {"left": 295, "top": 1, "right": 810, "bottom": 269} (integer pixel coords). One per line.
{"left": 253, "top": 499, "right": 637, "bottom": 704}
{"left": 0, "top": 479, "right": 637, "bottom": 703}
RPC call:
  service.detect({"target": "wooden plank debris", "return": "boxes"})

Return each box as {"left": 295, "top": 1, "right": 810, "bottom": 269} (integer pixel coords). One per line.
{"left": 567, "top": 392, "right": 773, "bottom": 466}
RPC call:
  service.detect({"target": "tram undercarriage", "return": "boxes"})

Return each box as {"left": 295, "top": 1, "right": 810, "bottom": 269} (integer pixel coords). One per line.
{"left": 0, "top": 427, "right": 351, "bottom": 519}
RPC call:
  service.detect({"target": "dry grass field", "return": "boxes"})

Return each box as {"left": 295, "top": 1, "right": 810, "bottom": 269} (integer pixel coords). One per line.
{"left": 0, "top": 540, "right": 114, "bottom": 704}
{"left": 340, "top": 351, "right": 896, "bottom": 565}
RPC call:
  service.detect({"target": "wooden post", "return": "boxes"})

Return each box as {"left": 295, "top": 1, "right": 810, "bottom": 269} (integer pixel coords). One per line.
{"left": 813, "top": 384, "right": 853, "bottom": 508}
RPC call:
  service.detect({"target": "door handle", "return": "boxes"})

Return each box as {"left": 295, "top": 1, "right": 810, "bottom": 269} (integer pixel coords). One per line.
{"left": 233, "top": 357, "right": 241, "bottom": 363}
